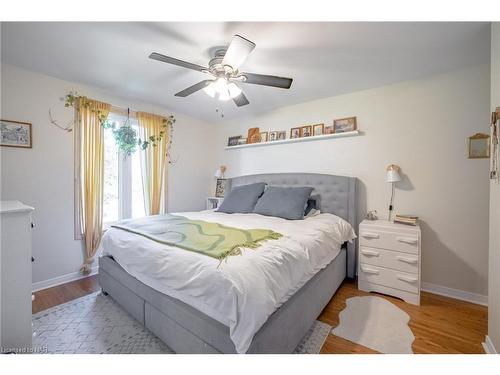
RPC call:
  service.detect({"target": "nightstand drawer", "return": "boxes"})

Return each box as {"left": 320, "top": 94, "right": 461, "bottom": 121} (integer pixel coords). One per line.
{"left": 359, "top": 229, "right": 419, "bottom": 254}
{"left": 359, "top": 246, "right": 419, "bottom": 274}
{"left": 359, "top": 264, "right": 419, "bottom": 293}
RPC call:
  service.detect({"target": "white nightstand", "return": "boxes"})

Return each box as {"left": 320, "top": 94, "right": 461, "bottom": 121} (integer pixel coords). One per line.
{"left": 358, "top": 219, "right": 421, "bottom": 305}
{"left": 206, "top": 197, "right": 224, "bottom": 210}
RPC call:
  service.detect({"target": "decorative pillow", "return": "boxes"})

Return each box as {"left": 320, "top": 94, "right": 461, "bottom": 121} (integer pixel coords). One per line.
{"left": 253, "top": 186, "right": 314, "bottom": 220}
{"left": 217, "top": 182, "right": 266, "bottom": 214}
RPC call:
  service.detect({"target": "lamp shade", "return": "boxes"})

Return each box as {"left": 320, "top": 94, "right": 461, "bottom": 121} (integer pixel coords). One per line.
{"left": 386, "top": 164, "right": 402, "bottom": 183}
{"left": 214, "top": 169, "right": 223, "bottom": 179}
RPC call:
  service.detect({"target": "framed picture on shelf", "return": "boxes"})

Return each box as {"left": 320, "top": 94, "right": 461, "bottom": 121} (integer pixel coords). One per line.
{"left": 290, "top": 127, "right": 301, "bottom": 139}
{"left": 324, "top": 125, "right": 334, "bottom": 134}
{"left": 259, "top": 132, "right": 268, "bottom": 142}
{"left": 300, "top": 125, "right": 312, "bottom": 137}
{"left": 269, "top": 131, "right": 278, "bottom": 141}
{"left": 237, "top": 138, "right": 247, "bottom": 145}
{"left": 277, "top": 131, "right": 286, "bottom": 140}
{"left": 0, "top": 119, "right": 32, "bottom": 148}
{"left": 247, "top": 127, "right": 261, "bottom": 144}
{"left": 333, "top": 116, "right": 357, "bottom": 133}
{"left": 227, "top": 135, "right": 242, "bottom": 147}
{"left": 313, "top": 123, "right": 324, "bottom": 136}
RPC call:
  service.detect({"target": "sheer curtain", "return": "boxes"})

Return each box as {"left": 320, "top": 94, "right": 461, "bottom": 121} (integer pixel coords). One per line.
{"left": 137, "top": 112, "right": 169, "bottom": 215}
{"left": 76, "top": 97, "right": 111, "bottom": 274}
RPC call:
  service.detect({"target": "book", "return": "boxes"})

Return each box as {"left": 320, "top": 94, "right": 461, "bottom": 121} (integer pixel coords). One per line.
{"left": 394, "top": 214, "right": 418, "bottom": 226}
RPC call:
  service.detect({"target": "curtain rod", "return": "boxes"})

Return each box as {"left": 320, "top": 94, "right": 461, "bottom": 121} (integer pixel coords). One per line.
{"left": 109, "top": 105, "right": 169, "bottom": 119}
{"left": 110, "top": 105, "right": 138, "bottom": 118}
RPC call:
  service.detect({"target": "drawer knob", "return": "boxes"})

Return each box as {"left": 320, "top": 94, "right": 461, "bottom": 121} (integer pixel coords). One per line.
{"left": 361, "top": 249, "right": 379, "bottom": 257}
{"left": 396, "top": 274, "right": 418, "bottom": 283}
{"left": 361, "top": 266, "right": 379, "bottom": 275}
{"left": 361, "top": 232, "right": 380, "bottom": 239}
{"left": 397, "top": 237, "right": 418, "bottom": 245}
{"left": 396, "top": 256, "right": 418, "bottom": 264}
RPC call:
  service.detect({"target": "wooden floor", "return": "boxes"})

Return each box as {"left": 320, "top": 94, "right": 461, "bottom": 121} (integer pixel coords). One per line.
{"left": 32, "top": 276, "right": 487, "bottom": 354}
{"left": 32, "top": 275, "right": 100, "bottom": 314}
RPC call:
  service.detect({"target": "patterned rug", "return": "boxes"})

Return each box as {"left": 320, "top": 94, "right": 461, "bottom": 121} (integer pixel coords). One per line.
{"left": 32, "top": 292, "right": 331, "bottom": 354}
{"left": 331, "top": 295, "right": 415, "bottom": 353}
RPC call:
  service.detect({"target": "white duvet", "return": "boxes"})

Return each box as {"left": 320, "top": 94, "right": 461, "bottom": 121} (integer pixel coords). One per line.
{"left": 99, "top": 211, "right": 356, "bottom": 353}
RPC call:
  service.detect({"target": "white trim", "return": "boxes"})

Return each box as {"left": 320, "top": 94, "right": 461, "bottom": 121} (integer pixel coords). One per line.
{"left": 225, "top": 130, "right": 360, "bottom": 150}
{"left": 32, "top": 266, "right": 99, "bottom": 292}
{"left": 421, "top": 282, "right": 488, "bottom": 306}
{"left": 482, "top": 335, "right": 498, "bottom": 354}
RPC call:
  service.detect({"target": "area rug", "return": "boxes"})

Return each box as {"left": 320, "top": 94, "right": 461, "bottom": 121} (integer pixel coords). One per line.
{"left": 331, "top": 295, "right": 415, "bottom": 353}
{"left": 33, "top": 291, "right": 330, "bottom": 354}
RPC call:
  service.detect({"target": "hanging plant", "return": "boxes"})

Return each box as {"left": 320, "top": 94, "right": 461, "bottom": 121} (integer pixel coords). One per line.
{"left": 64, "top": 91, "right": 175, "bottom": 160}
{"left": 103, "top": 109, "right": 138, "bottom": 157}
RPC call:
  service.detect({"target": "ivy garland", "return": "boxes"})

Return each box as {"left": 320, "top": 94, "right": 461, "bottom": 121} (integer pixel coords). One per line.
{"left": 65, "top": 92, "right": 176, "bottom": 160}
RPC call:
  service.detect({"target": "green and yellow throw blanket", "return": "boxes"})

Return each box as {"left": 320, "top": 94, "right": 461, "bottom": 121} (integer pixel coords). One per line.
{"left": 111, "top": 214, "right": 283, "bottom": 261}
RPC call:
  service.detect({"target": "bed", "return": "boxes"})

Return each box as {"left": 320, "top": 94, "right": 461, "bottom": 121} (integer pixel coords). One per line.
{"left": 98, "top": 173, "right": 357, "bottom": 353}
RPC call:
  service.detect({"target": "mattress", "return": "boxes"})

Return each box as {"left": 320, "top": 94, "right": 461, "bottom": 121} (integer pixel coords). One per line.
{"left": 98, "top": 210, "right": 356, "bottom": 353}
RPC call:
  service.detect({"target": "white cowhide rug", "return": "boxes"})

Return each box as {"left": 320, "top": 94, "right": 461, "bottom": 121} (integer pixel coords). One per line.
{"left": 331, "top": 295, "right": 415, "bottom": 353}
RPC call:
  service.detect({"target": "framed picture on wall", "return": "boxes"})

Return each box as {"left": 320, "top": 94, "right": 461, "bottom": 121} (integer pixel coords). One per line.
{"left": 0, "top": 119, "right": 32, "bottom": 148}
{"left": 468, "top": 133, "right": 490, "bottom": 159}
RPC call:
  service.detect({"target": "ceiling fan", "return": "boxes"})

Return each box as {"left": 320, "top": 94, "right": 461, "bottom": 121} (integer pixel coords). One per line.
{"left": 149, "top": 35, "right": 293, "bottom": 107}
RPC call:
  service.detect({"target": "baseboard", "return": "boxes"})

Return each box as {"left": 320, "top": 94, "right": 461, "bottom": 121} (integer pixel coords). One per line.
{"left": 421, "top": 282, "right": 488, "bottom": 306}
{"left": 32, "top": 266, "right": 99, "bottom": 292}
{"left": 482, "top": 335, "right": 498, "bottom": 354}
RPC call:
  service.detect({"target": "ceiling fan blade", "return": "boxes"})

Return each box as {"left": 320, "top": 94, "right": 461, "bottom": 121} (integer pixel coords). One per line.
{"left": 240, "top": 72, "right": 293, "bottom": 89}
{"left": 149, "top": 52, "right": 207, "bottom": 72}
{"left": 175, "top": 80, "right": 213, "bottom": 97}
{"left": 222, "top": 35, "right": 256, "bottom": 70}
{"left": 233, "top": 92, "right": 250, "bottom": 107}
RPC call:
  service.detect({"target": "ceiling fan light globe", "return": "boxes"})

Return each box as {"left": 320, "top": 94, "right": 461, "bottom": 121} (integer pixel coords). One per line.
{"left": 227, "top": 83, "right": 242, "bottom": 99}
{"left": 218, "top": 90, "right": 232, "bottom": 101}
{"left": 203, "top": 83, "right": 217, "bottom": 98}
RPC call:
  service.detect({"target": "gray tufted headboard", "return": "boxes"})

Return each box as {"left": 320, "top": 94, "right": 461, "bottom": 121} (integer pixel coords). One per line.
{"left": 226, "top": 173, "right": 357, "bottom": 278}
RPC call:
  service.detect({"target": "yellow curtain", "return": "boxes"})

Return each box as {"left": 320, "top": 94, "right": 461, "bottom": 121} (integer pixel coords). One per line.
{"left": 137, "top": 112, "right": 169, "bottom": 215}
{"left": 77, "top": 97, "right": 111, "bottom": 274}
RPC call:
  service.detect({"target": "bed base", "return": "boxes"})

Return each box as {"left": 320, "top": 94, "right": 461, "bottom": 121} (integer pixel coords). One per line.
{"left": 98, "top": 250, "right": 346, "bottom": 354}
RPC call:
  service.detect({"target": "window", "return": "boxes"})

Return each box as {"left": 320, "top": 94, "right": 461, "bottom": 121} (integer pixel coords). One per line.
{"left": 103, "top": 113, "right": 145, "bottom": 223}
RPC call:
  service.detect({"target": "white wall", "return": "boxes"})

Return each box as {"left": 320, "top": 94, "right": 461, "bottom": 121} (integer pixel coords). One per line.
{"left": 215, "top": 64, "right": 491, "bottom": 297}
{"left": 488, "top": 22, "right": 500, "bottom": 353}
{"left": 0, "top": 64, "right": 216, "bottom": 287}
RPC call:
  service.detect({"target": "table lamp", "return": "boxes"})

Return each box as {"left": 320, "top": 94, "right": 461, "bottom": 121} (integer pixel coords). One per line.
{"left": 214, "top": 166, "right": 227, "bottom": 197}
{"left": 386, "top": 164, "right": 402, "bottom": 221}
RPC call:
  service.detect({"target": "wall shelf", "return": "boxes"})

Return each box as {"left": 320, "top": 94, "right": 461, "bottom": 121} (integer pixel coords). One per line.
{"left": 225, "top": 130, "right": 360, "bottom": 150}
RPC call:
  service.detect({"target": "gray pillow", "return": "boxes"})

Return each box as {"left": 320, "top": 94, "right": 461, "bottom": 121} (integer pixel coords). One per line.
{"left": 253, "top": 186, "right": 314, "bottom": 220}
{"left": 217, "top": 182, "right": 266, "bottom": 214}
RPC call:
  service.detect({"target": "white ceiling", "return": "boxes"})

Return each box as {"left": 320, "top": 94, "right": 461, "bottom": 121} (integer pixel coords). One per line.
{"left": 1, "top": 22, "right": 491, "bottom": 122}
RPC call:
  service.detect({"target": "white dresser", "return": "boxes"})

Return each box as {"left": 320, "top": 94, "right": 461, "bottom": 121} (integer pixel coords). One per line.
{"left": 358, "top": 219, "right": 421, "bottom": 305}
{"left": 0, "top": 200, "right": 34, "bottom": 351}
